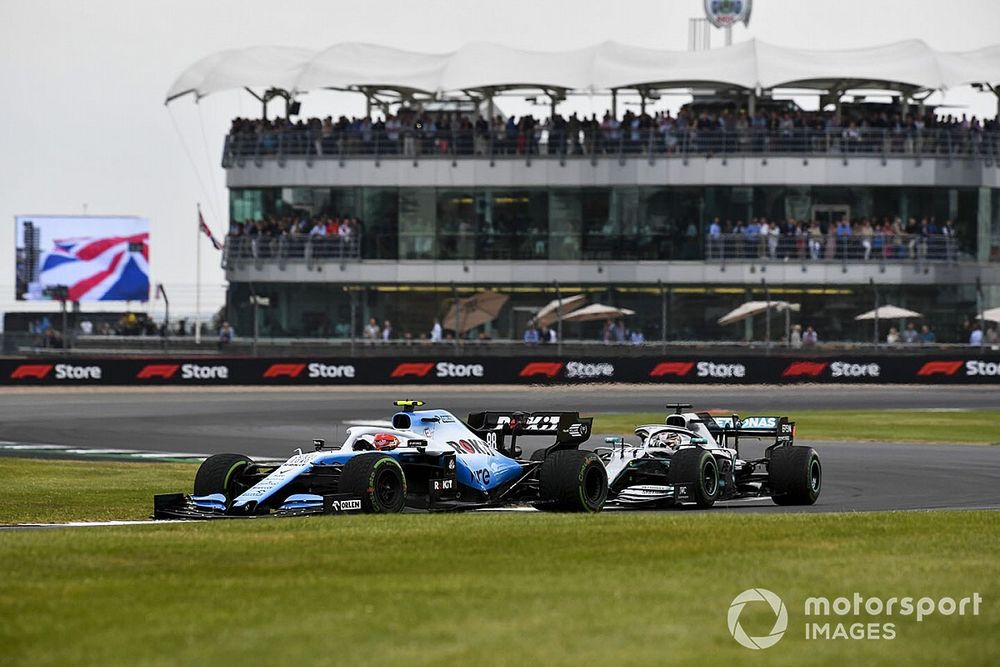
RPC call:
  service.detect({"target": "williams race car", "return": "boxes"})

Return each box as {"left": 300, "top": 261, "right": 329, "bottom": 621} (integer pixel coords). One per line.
{"left": 154, "top": 401, "right": 608, "bottom": 519}
{"left": 600, "top": 404, "right": 821, "bottom": 508}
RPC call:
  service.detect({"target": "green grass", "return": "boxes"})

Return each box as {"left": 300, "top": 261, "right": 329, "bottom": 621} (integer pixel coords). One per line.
{"left": 593, "top": 409, "right": 1000, "bottom": 444}
{"left": 0, "top": 510, "right": 996, "bottom": 667}
{"left": 0, "top": 457, "right": 195, "bottom": 524}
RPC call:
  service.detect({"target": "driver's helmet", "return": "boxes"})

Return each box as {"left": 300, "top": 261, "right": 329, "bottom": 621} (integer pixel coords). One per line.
{"left": 648, "top": 431, "right": 683, "bottom": 451}
{"left": 373, "top": 433, "right": 400, "bottom": 451}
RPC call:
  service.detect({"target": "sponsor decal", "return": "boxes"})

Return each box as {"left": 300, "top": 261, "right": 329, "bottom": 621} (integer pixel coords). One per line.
{"left": 137, "top": 364, "right": 179, "bottom": 379}
{"left": 565, "top": 423, "right": 589, "bottom": 438}
{"left": 180, "top": 364, "right": 229, "bottom": 380}
{"left": 519, "top": 362, "right": 563, "bottom": 378}
{"left": 10, "top": 364, "right": 100, "bottom": 380}
{"left": 390, "top": 362, "right": 435, "bottom": 378}
{"left": 649, "top": 361, "right": 695, "bottom": 378}
{"left": 740, "top": 417, "right": 778, "bottom": 429}
{"left": 697, "top": 361, "right": 746, "bottom": 379}
{"left": 565, "top": 361, "right": 614, "bottom": 379}
{"left": 782, "top": 361, "right": 827, "bottom": 378}
{"left": 308, "top": 362, "right": 355, "bottom": 379}
{"left": 830, "top": 362, "right": 880, "bottom": 378}
{"left": 435, "top": 361, "right": 484, "bottom": 378}
{"left": 329, "top": 499, "right": 362, "bottom": 512}
{"left": 728, "top": 588, "right": 787, "bottom": 650}
{"left": 262, "top": 363, "right": 306, "bottom": 379}
{"left": 916, "top": 361, "right": 964, "bottom": 377}
{"left": 965, "top": 360, "right": 1000, "bottom": 376}
{"left": 10, "top": 364, "right": 54, "bottom": 380}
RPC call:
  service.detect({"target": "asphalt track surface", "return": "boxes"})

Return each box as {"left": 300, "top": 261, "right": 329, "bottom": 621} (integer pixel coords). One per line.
{"left": 2, "top": 384, "right": 998, "bottom": 514}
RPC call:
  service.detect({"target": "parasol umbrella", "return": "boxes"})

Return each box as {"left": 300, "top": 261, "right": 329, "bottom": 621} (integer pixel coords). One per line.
{"left": 854, "top": 305, "right": 922, "bottom": 320}
{"left": 979, "top": 307, "right": 1000, "bottom": 323}
{"left": 561, "top": 303, "right": 636, "bottom": 323}
{"left": 441, "top": 290, "right": 509, "bottom": 334}
{"left": 529, "top": 294, "right": 587, "bottom": 328}
{"left": 717, "top": 301, "right": 800, "bottom": 326}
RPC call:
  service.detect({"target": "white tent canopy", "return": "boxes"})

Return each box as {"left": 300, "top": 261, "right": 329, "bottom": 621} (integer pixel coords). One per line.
{"left": 978, "top": 307, "right": 1000, "bottom": 323}
{"left": 529, "top": 295, "right": 587, "bottom": 328}
{"left": 166, "top": 38, "right": 1000, "bottom": 103}
{"left": 561, "top": 304, "right": 636, "bottom": 323}
{"left": 718, "top": 301, "right": 800, "bottom": 327}
{"left": 854, "top": 305, "right": 923, "bottom": 321}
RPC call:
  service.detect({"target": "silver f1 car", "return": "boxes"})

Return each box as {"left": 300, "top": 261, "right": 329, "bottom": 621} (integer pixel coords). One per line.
{"left": 600, "top": 404, "right": 822, "bottom": 508}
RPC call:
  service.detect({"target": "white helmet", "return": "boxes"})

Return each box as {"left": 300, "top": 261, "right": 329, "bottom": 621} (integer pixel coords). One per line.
{"left": 648, "top": 431, "right": 682, "bottom": 451}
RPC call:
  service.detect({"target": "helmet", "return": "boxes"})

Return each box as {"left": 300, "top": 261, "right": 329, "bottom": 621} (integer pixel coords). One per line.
{"left": 373, "top": 433, "right": 400, "bottom": 451}
{"left": 648, "top": 431, "right": 682, "bottom": 452}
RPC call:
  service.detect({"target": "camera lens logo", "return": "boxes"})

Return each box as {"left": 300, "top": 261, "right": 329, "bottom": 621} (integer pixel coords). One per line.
{"left": 727, "top": 588, "right": 788, "bottom": 650}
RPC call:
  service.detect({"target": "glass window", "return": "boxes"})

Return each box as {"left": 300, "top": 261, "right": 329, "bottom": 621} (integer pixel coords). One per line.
{"left": 437, "top": 190, "right": 476, "bottom": 259}
{"left": 483, "top": 190, "right": 548, "bottom": 260}
{"left": 398, "top": 189, "right": 436, "bottom": 259}
{"left": 548, "top": 190, "right": 583, "bottom": 259}
{"left": 361, "top": 188, "right": 398, "bottom": 259}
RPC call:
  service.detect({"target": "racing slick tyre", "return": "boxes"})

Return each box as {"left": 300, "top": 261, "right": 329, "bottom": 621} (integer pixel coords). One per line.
{"left": 338, "top": 453, "right": 407, "bottom": 514}
{"left": 769, "top": 446, "right": 821, "bottom": 506}
{"left": 534, "top": 450, "right": 608, "bottom": 512}
{"left": 668, "top": 448, "right": 720, "bottom": 509}
{"left": 193, "top": 453, "right": 254, "bottom": 500}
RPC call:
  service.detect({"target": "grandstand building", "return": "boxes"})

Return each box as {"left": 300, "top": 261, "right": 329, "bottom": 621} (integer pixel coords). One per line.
{"left": 169, "top": 40, "right": 1000, "bottom": 342}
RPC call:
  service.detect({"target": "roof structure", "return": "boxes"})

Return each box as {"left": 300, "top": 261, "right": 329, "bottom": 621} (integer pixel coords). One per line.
{"left": 166, "top": 39, "right": 1000, "bottom": 104}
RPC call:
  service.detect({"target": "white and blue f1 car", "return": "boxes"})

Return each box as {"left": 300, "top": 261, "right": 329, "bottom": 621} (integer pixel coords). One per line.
{"left": 600, "top": 404, "right": 822, "bottom": 508}
{"left": 154, "top": 401, "right": 608, "bottom": 518}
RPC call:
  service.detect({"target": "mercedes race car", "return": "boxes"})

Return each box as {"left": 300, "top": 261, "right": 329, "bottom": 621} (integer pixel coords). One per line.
{"left": 154, "top": 401, "right": 608, "bottom": 519}
{"left": 600, "top": 404, "right": 821, "bottom": 508}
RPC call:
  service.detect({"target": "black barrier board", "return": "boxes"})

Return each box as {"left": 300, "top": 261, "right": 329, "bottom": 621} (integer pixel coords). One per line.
{"left": 0, "top": 355, "right": 999, "bottom": 386}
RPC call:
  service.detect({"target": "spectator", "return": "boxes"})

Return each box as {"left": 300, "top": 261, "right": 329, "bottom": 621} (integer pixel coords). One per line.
{"left": 523, "top": 326, "right": 540, "bottom": 345}
{"left": 801, "top": 325, "right": 818, "bottom": 347}
{"left": 886, "top": 327, "right": 900, "bottom": 344}
{"left": 919, "top": 325, "right": 936, "bottom": 344}
{"left": 969, "top": 325, "right": 983, "bottom": 346}
{"left": 364, "top": 317, "right": 380, "bottom": 340}
{"left": 901, "top": 323, "right": 919, "bottom": 344}
{"left": 218, "top": 321, "right": 235, "bottom": 350}
{"left": 381, "top": 320, "right": 393, "bottom": 341}
{"left": 986, "top": 326, "right": 999, "bottom": 345}
{"left": 430, "top": 318, "right": 442, "bottom": 342}
{"left": 790, "top": 324, "right": 802, "bottom": 349}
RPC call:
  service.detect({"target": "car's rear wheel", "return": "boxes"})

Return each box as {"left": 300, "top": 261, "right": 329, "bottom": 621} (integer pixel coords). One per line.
{"left": 339, "top": 453, "right": 407, "bottom": 513}
{"left": 668, "top": 448, "right": 720, "bottom": 508}
{"left": 194, "top": 453, "right": 254, "bottom": 500}
{"left": 534, "top": 450, "right": 607, "bottom": 512}
{"left": 769, "top": 446, "right": 821, "bottom": 506}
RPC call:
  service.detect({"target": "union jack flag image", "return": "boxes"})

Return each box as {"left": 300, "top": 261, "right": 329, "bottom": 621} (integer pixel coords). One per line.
{"left": 17, "top": 216, "right": 150, "bottom": 302}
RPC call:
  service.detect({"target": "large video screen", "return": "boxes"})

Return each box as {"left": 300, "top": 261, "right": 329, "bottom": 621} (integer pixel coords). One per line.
{"left": 15, "top": 215, "right": 150, "bottom": 302}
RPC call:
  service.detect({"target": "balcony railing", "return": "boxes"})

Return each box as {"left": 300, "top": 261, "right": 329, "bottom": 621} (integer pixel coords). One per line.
{"left": 222, "top": 230, "right": 963, "bottom": 267}
{"left": 223, "top": 126, "right": 1000, "bottom": 166}
{"left": 222, "top": 234, "right": 362, "bottom": 269}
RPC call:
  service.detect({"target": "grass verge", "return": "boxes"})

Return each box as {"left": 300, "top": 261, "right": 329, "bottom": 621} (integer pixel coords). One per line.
{"left": 0, "top": 511, "right": 996, "bottom": 666}
{"left": 593, "top": 409, "right": 1000, "bottom": 444}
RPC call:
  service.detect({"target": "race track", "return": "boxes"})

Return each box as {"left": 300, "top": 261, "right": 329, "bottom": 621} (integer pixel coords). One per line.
{"left": 2, "top": 384, "right": 998, "bottom": 514}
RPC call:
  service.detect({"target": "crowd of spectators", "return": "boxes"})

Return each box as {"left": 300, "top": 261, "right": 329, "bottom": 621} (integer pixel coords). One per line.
{"left": 707, "top": 214, "right": 959, "bottom": 262}
{"left": 228, "top": 106, "right": 1000, "bottom": 159}
{"left": 227, "top": 214, "right": 362, "bottom": 258}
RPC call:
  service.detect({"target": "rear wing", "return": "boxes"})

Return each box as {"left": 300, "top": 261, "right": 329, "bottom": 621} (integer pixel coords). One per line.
{"left": 465, "top": 411, "right": 593, "bottom": 447}
{"left": 711, "top": 415, "right": 795, "bottom": 446}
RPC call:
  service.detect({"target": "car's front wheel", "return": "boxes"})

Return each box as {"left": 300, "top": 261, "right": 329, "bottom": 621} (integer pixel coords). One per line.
{"left": 769, "top": 446, "right": 821, "bottom": 505}
{"left": 339, "top": 453, "right": 407, "bottom": 513}
{"left": 668, "top": 448, "right": 720, "bottom": 508}
{"left": 534, "top": 450, "right": 608, "bottom": 512}
{"left": 193, "top": 453, "right": 254, "bottom": 500}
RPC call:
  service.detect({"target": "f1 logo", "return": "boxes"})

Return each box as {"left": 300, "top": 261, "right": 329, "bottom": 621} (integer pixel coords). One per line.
{"left": 10, "top": 364, "right": 53, "bottom": 380}
{"left": 263, "top": 363, "right": 305, "bottom": 379}
{"left": 390, "top": 363, "right": 434, "bottom": 378}
{"left": 518, "top": 362, "right": 563, "bottom": 378}
{"left": 781, "top": 361, "right": 827, "bottom": 378}
{"left": 916, "top": 361, "right": 963, "bottom": 377}
{"left": 649, "top": 362, "right": 694, "bottom": 378}
{"left": 136, "top": 364, "right": 179, "bottom": 379}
